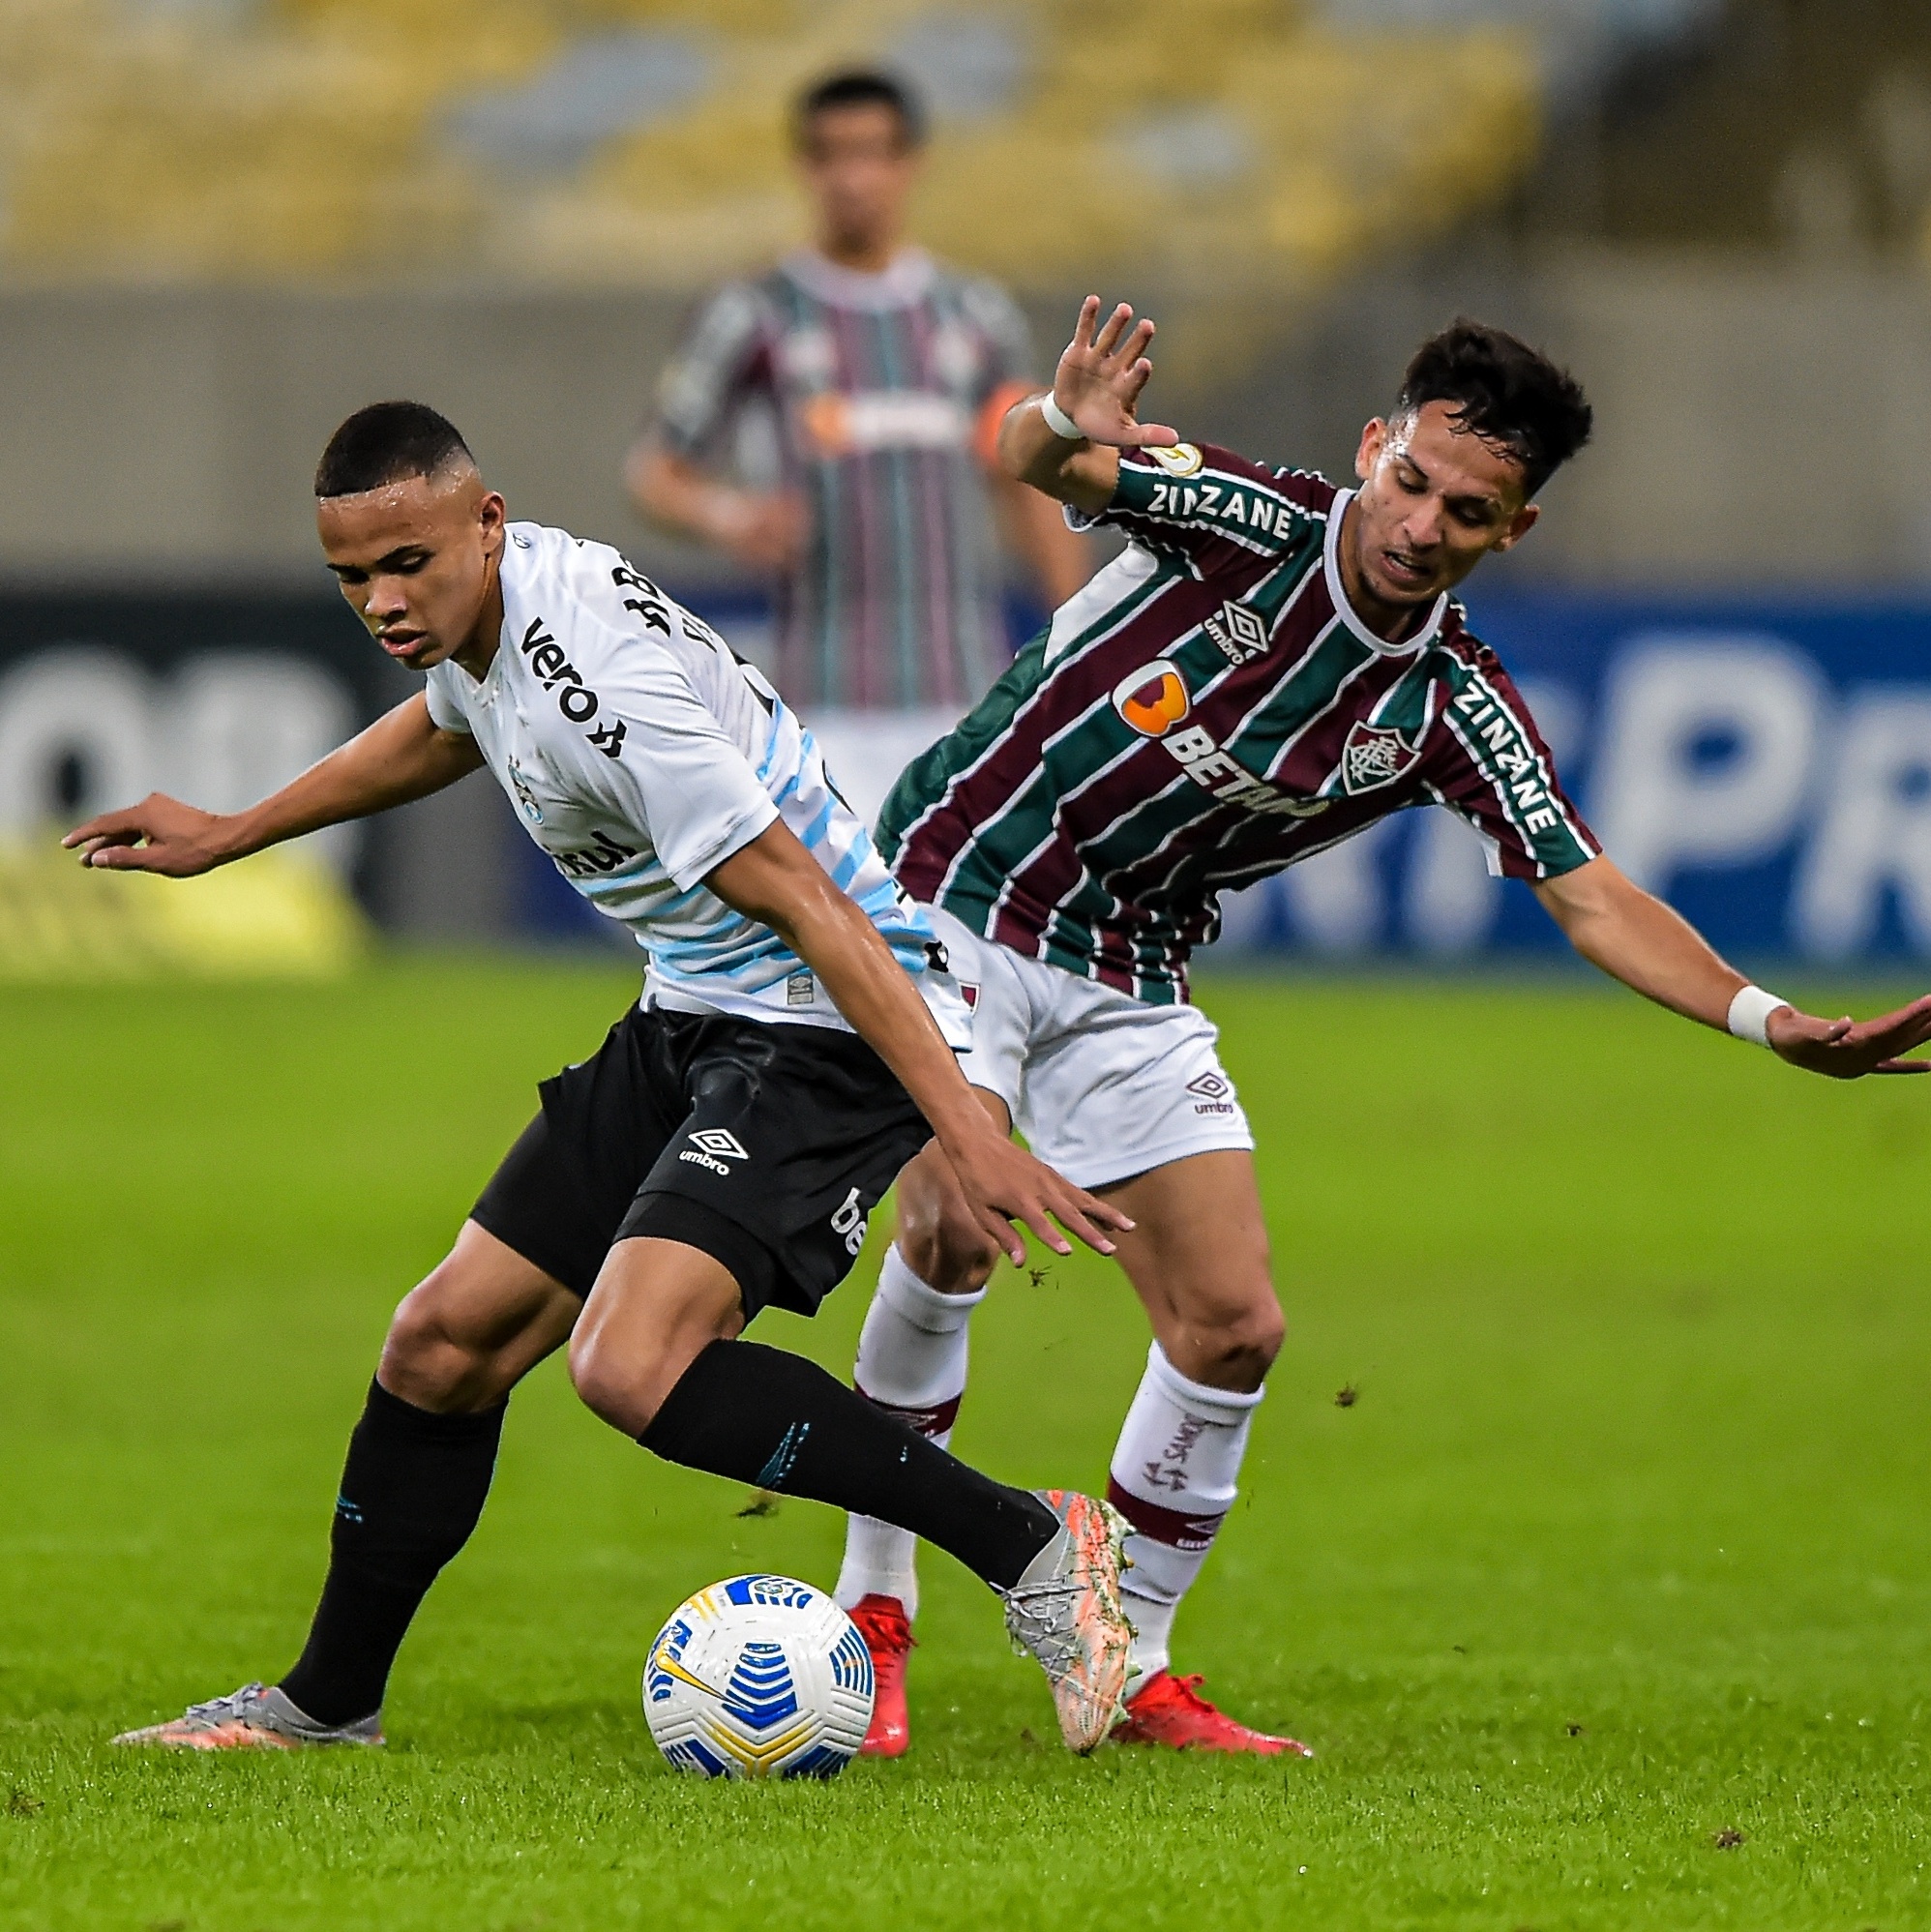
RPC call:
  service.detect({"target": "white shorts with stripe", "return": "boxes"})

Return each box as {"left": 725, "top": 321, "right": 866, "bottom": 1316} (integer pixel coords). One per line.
{"left": 926, "top": 907, "right": 1255, "bottom": 1192}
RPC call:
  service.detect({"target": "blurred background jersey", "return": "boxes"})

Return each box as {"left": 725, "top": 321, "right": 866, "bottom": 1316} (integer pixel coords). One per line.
{"left": 652, "top": 246, "right": 1034, "bottom": 712}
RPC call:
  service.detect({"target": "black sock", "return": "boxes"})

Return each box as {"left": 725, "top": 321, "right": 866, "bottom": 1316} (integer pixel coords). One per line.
{"left": 279, "top": 1378, "right": 505, "bottom": 1727}
{"left": 640, "top": 1340, "right": 1056, "bottom": 1590}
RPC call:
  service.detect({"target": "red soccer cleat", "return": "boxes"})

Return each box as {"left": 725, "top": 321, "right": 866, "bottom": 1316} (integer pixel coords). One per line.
{"left": 1112, "top": 1670, "right": 1313, "bottom": 1757}
{"left": 847, "top": 1593, "right": 914, "bottom": 1759}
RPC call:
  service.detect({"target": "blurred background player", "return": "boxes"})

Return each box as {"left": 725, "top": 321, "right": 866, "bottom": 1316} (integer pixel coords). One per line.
{"left": 833, "top": 295, "right": 1931, "bottom": 1758}
{"left": 626, "top": 68, "right": 1092, "bottom": 719}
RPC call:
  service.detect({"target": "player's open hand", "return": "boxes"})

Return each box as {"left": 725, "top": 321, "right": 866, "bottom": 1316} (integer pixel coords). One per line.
{"left": 1767, "top": 994, "right": 1931, "bottom": 1077}
{"left": 1049, "top": 296, "right": 1181, "bottom": 451}
{"left": 946, "top": 1128, "right": 1133, "bottom": 1265}
{"left": 63, "top": 793, "right": 235, "bottom": 877}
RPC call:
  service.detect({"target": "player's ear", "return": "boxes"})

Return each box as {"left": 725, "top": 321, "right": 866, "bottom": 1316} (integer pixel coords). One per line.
{"left": 478, "top": 490, "right": 507, "bottom": 545}
{"left": 1491, "top": 501, "right": 1539, "bottom": 553}
{"left": 1354, "top": 418, "right": 1386, "bottom": 483}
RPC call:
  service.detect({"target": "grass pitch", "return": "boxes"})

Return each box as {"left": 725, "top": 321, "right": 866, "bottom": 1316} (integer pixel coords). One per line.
{"left": 4, "top": 960, "right": 1931, "bottom": 1930}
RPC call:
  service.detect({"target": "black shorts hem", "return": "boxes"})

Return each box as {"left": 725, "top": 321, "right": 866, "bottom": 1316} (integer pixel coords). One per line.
{"left": 619, "top": 1191, "right": 792, "bottom": 1321}
{"left": 470, "top": 1114, "right": 606, "bottom": 1297}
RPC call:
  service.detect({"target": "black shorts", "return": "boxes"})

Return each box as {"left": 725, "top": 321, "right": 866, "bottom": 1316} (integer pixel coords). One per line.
{"left": 470, "top": 1003, "right": 933, "bottom": 1322}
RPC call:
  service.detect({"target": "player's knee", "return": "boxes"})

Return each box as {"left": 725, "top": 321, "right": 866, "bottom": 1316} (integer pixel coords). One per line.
{"left": 894, "top": 1160, "right": 999, "bottom": 1294}
{"left": 566, "top": 1323, "right": 687, "bottom": 1437}
{"left": 378, "top": 1278, "right": 475, "bottom": 1410}
{"left": 898, "top": 1204, "right": 999, "bottom": 1295}
{"left": 565, "top": 1326, "right": 639, "bottom": 1432}
{"left": 380, "top": 1265, "right": 520, "bottom": 1412}
{"left": 1176, "top": 1279, "right": 1284, "bottom": 1389}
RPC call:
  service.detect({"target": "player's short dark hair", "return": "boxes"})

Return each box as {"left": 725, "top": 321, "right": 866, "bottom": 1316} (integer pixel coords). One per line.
{"left": 314, "top": 401, "right": 474, "bottom": 499}
{"left": 1396, "top": 320, "right": 1592, "bottom": 498}
{"left": 791, "top": 68, "right": 927, "bottom": 152}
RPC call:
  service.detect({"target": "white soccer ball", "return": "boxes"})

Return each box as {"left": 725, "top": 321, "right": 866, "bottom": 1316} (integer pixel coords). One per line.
{"left": 643, "top": 1573, "right": 875, "bottom": 1780}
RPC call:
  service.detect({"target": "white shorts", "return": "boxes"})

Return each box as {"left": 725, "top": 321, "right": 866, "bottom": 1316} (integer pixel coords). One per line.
{"left": 929, "top": 907, "right": 1255, "bottom": 1192}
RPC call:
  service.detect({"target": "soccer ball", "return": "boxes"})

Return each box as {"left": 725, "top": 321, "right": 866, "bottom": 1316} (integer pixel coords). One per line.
{"left": 643, "top": 1573, "right": 875, "bottom": 1779}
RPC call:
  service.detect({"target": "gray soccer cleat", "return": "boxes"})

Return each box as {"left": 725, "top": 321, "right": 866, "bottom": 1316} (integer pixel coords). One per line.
{"left": 1002, "top": 1489, "right": 1134, "bottom": 1754}
{"left": 111, "top": 1683, "right": 384, "bottom": 1750}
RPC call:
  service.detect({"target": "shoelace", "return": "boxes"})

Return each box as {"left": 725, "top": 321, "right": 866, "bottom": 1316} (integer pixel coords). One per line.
{"left": 184, "top": 1683, "right": 266, "bottom": 1724}
{"left": 1003, "top": 1572, "right": 1116, "bottom": 1677}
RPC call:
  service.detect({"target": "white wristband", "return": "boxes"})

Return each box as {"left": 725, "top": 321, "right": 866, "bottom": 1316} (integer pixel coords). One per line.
{"left": 1038, "top": 393, "right": 1083, "bottom": 441}
{"left": 1726, "top": 984, "right": 1788, "bottom": 1048}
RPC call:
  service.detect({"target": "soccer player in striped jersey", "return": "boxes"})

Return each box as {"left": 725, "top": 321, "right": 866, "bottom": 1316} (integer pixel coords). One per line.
{"left": 629, "top": 68, "right": 1090, "bottom": 711}
{"left": 73, "top": 401, "right": 1136, "bottom": 1757}
{"left": 834, "top": 298, "right": 1931, "bottom": 1757}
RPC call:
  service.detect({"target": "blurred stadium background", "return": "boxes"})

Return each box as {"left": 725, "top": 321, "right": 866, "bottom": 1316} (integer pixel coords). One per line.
{"left": 3, "top": 0, "right": 1931, "bottom": 971}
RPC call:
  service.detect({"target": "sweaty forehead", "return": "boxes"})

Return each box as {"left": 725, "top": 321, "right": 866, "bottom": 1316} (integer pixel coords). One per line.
{"left": 1387, "top": 401, "right": 1527, "bottom": 506}
{"left": 316, "top": 468, "right": 478, "bottom": 559}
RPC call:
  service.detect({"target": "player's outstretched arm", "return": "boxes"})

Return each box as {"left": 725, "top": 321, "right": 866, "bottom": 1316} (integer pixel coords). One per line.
{"left": 706, "top": 820, "right": 1132, "bottom": 1263}
{"left": 1534, "top": 855, "right": 1931, "bottom": 1079}
{"left": 62, "top": 692, "right": 484, "bottom": 877}
{"left": 996, "top": 295, "right": 1181, "bottom": 513}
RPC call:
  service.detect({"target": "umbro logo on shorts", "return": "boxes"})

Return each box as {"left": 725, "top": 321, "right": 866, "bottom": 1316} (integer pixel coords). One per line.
{"left": 1186, "top": 1071, "right": 1236, "bottom": 1116}
{"left": 680, "top": 1127, "right": 749, "bottom": 1175}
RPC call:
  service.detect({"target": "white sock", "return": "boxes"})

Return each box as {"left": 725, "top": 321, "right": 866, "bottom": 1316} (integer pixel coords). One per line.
{"left": 1106, "top": 1341, "right": 1263, "bottom": 1687}
{"left": 833, "top": 1245, "right": 985, "bottom": 1619}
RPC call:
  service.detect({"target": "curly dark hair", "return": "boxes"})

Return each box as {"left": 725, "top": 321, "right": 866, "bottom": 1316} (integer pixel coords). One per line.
{"left": 1397, "top": 320, "right": 1592, "bottom": 497}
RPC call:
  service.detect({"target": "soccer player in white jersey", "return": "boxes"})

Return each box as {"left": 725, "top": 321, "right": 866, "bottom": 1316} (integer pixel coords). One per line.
{"left": 830, "top": 299, "right": 1931, "bottom": 1757}
{"left": 71, "top": 401, "right": 1136, "bottom": 1756}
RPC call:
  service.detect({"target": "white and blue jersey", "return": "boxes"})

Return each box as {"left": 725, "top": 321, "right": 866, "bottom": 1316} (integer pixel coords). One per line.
{"left": 424, "top": 521, "right": 969, "bottom": 1046}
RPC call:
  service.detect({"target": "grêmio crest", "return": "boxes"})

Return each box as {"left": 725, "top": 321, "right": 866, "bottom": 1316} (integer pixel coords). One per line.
{"left": 1340, "top": 721, "right": 1420, "bottom": 795}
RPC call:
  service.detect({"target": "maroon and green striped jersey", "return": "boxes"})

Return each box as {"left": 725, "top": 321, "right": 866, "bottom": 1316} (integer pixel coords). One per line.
{"left": 876, "top": 442, "right": 1598, "bottom": 1002}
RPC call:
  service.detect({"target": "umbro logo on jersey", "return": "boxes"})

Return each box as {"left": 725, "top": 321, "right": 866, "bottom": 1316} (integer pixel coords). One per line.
{"left": 1144, "top": 442, "right": 1204, "bottom": 477}
{"left": 1341, "top": 721, "right": 1420, "bottom": 795}
{"left": 1204, "top": 600, "right": 1269, "bottom": 667}
{"left": 1114, "top": 660, "right": 1190, "bottom": 737}
{"left": 680, "top": 1128, "right": 749, "bottom": 1175}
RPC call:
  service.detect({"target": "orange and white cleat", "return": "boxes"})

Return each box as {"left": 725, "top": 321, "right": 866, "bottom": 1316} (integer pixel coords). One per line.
{"left": 1002, "top": 1489, "right": 1132, "bottom": 1755}
{"left": 111, "top": 1683, "right": 384, "bottom": 1751}
{"left": 847, "top": 1594, "right": 914, "bottom": 1758}
{"left": 1113, "top": 1670, "right": 1312, "bottom": 1756}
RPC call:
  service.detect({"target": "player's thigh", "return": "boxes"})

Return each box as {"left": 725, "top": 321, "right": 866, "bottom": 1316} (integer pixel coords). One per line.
{"left": 1019, "top": 981, "right": 1256, "bottom": 1198}
{"left": 619, "top": 1016, "right": 936, "bottom": 1327}
{"left": 382, "top": 1219, "right": 582, "bottom": 1412}
{"left": 1101, "top": 1150, "right": 1281, "bottom": 1389}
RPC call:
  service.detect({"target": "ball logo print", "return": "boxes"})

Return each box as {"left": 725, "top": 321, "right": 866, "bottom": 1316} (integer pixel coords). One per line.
{"left": 644, "top": 1574, "right": 875, "bottom": 1780}
{"left": 1113, "top": 661, "right": 1190, "bottom": 738}
{"left": 679, "top": 1128, "right": 748, "bottom": 1175}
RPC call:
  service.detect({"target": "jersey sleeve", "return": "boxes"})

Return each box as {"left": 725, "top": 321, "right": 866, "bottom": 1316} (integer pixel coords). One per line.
{"left": 1071, "top": 443, "right": 1322, "bottom": 575}
{"left": 590, "top": 644, "right": 780, "bottom": 890}
{"left": 422, "top": 665, "right": 472, "bottom": 735}
{"left": 1429, "top": 655, "right": 1599, "bottom": 880}
{"left": 653, "top": 282, "right": 768, "bottom": 460}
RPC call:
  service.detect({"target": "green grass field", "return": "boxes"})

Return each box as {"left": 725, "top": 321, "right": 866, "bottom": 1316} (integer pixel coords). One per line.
{"left": 4, "top": 960, "right": 1931, "bottom": 1930}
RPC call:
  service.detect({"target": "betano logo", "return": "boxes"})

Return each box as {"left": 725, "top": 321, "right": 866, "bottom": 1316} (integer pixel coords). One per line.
{"left": 1114, "top": 660, "right": 1190, "bottom": 737}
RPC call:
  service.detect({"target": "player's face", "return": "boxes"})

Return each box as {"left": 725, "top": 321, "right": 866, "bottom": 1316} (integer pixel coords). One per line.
{"left": 1350, "top": 401, "right": 1539, "bottom": 609}
{"left": 796, "top": 104, "right": 919, "bottom": 255}
{"left": 317, "top": 469, "right": 506, "bottom": 670}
